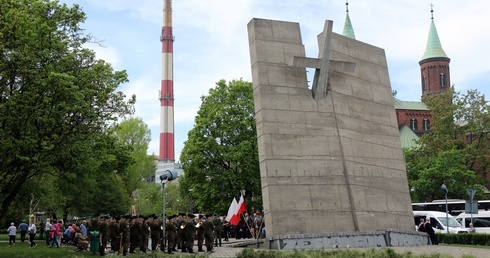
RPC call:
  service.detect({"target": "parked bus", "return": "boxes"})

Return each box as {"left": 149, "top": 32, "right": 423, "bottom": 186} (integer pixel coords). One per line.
{"left": 412, "top": 200, "right": 490, "bottom": 216}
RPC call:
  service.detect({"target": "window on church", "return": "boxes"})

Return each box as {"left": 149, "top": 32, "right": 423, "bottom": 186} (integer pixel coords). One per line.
{"left": 422, "top": 75, "right": 427, "bottom": 90}
{"left": 410, "top": 118, "right": 418, "bottom": 131}
{"left": 423, "top": 119, "right": 430, "bottom": 130}
{"left": 440, "top": 73, "right": 445, "bottom": 88}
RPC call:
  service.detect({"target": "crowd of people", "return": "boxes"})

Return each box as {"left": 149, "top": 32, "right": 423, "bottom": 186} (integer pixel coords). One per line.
{"left": 6, "top": 220, "right": 38, "bottom": 248}
{"left": 5, "top": 210, "right": 266, "bottom": 256}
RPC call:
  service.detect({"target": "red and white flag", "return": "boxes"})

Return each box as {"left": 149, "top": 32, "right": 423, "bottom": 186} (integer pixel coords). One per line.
{"left": 229, "top": 195, "right": 247, "bottom": 226}
{"left": 237, "top": 195, "right": 247, "bottom": 214}
{"left": 225, "top": 197, "right": 238, "bottom": 223}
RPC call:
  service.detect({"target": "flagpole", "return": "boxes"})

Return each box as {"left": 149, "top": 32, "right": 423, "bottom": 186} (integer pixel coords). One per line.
{"left": 241, "top": 212, "right": 254, "bottom": 238}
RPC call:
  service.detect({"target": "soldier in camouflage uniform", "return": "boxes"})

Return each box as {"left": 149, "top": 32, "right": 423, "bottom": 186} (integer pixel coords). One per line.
{"left": 212, "top": 213, "right": 223, "bottom": 247}
{"left": 176, "top": 213, "right": 186, "bottom": 252}
{"left": 119, "top": 215, "right": 130, "bottom": 256}
{"left": 165, "top": 215, "right": 176, "bottom": 254}
{"left": 184, "top": 214, "right": 196, "bottom": 253}
{"left": 202, "top": 215, "right": 215, "bottom": 252}
{"left": 196, "top": 215, "right": 205, "bottom": 252}
{"left": 149, "top": 215, "right": 160, "bottom": 251}
{"left": 98, "top": 215, "right": 110, "bottom": 256}
{"left": 89, "top": 214, "right": 100, "bottom": 233}
{"left": 128, "top": 216, "right": 138, "bottom": 253}
{"left": 139, "top": 216, "right": 149, "bottom": 253}
{"left": 109, "top": 216, "right": 121, "bottom": 253}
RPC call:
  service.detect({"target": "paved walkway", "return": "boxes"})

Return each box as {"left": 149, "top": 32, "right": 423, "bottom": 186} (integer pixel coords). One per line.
{"left": 179, "top": 239, "right": 490, "bottom": 258}
{"left": 5, "top": 238, "right": 488, "bottom": 257}
{"left": 122, "top": 238, "right": 488, "bottom": 258}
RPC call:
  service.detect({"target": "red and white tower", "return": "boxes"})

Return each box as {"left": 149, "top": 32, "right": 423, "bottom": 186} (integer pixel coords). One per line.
{"left": 159, "top": 0, "right": 175, "bottom": 163}
{"left": 156, "top": 0, "right": 182, "bottom": 182}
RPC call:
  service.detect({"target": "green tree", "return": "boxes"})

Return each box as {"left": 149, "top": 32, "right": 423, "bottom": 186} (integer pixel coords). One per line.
{"left": 407, "top": 148, "right": 484, "bottom": 202}
{"left": 180, "top": 79, "right": 261, "bottom": 215}
{"left": 0, "top": 0, "right": 135, "bottom": 221}
{"left": 453, "top": 89, "right": 490, "bottom": 178}
{"left": 406, "top": 88, "right": 489, "bottom": 202}
{"left": 113, "top": 117, "right": 155, "bottom": 197}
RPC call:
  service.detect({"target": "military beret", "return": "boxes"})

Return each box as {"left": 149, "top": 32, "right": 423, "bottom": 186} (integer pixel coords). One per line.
{"left": 188, "top": 214, "right": 196, "bottom": 218}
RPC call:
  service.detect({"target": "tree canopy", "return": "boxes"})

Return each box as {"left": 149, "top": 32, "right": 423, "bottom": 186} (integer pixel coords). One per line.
{"left": 113, "top": 117, "right": 155, "bottom": 197}
{"left": 0, "top": 0, "right": 135, "bottom": 222}
{"left": 406, "top": 88, "right": 488, "bottom": 202}
{"left": 179, "top": 79, "right": 261, "bottom": 215}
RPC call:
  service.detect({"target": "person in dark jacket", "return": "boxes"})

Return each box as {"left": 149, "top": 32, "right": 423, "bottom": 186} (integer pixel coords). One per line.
{"left": 417, "top": 218, "right": 426, "bottom": 232}
{"left": 424, "top": 217, "right": 438, "bottom": 245}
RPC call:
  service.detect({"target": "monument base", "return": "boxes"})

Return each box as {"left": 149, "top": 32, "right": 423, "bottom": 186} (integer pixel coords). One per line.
{"left": 263, "top": 230, "right": 429, "bottom": 250}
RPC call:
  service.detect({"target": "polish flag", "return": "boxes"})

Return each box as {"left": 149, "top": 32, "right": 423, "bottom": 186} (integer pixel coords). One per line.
{"left": 225, "top": 198, "right": 238, "bottom": 223}
{"left": 229, "top": 195, "right": 247, "bottom": 226}
{"left": 237, "top": 195, "right": 247, "bottom": 214}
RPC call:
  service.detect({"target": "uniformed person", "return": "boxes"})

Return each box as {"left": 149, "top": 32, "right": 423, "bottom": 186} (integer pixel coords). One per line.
{"left": 149, "top": 215, "right": 160, "bottom": 251}
{"left": 202, "top": 215, "right": 215, "bottom": 252}
{"left": 212, "top": 213, "right": 223, "bottom": 247}
{"left": 184, "top": 214, "right": 196, "bottom": 253}
{"left": 109, "top": 216, "right": 121, "bottom": 253}
{"left": 176, "top": 213, "right": 186, "bottom": 252}
{"left": 119, "top": 215, "right": 130, "bottom": 256}
{"left": 89, "top": 213, "right": 100, "bottom": 233}
{"left": 196, "top": 215, "right": 205, "bottom": 252}
{"left": 128, "top": 215, "right": 138, "bottom": 253}
{"left": 165, "top": 215, "right": 176, "bottom": 254}
{"left": 98, "top": 215, "right": 110, "bottom": 256}
{"left": 139, "top": 216, "right": 149, "bottom": 253}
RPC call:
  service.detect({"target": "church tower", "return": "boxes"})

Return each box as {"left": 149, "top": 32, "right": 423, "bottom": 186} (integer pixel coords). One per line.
{"left": 419, "top": 6, "right": 450, "bottom": 97}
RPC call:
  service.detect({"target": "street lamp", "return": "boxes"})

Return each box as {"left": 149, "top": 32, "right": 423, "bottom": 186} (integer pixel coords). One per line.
{"left": 440, "top": 183, "right": 449, "bottom": 234}
{"left": 159, "top": 169, "right": 178, "bottom": 252}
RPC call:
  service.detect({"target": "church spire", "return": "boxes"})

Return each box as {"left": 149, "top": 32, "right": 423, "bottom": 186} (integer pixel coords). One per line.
{"left": 342, "top": 1, "right": 356, "bottom": 39}
{"left": 421, "top": 4, "right": 448, "bottom": 61}
{"left": 419, "top": 4, "right": 450, "bottom": 97}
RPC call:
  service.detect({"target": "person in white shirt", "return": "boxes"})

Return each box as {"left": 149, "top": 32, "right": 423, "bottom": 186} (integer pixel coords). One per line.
{"left": 44, "top": 218, "right": 52, "bottom": 245}
{"left": 7, "top": 222, "right": 17, "bottom": 246}
{"left": 29, "top": 222, "right": 37, "bottom": 248}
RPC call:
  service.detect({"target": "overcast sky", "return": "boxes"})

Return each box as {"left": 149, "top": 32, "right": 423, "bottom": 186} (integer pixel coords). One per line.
{"left": 59, "top": 0, "right": 490, "bottom": 162}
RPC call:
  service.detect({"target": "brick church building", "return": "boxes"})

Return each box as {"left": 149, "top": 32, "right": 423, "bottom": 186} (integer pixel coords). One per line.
{"left": 395, "top": 9, "right": 450, "bottom": 148}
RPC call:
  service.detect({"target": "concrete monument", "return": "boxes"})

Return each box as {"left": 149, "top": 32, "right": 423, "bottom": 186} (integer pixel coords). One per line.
{"left": 248, "top": 18, "right": 427, "bottom": 249}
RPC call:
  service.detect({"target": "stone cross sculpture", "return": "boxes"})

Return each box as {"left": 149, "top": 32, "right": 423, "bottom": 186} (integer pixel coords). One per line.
{"left": 289, "top": 21, "right": 355, "bottom": 100}
{"left": 248, "top": 18, "right": 426, "bottom": 249}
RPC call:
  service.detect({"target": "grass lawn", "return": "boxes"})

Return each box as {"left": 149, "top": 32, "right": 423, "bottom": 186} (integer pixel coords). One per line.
{"left": 0, "top": 241, "right": 96, "bottom": 258}
{"left": 0, "top": 236, "right": 207, "bottom": 258}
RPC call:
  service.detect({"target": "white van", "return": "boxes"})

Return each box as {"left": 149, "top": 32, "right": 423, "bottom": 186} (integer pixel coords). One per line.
{"left": 413, "top": 211, "right": 467, "bottom": 234}
{"left": 456, "top": 211, "right": 490, "bottom": 234}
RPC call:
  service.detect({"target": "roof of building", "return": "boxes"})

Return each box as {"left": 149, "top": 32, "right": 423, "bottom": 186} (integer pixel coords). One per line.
{"left": 342, "top": 1, "right": 356, "bottom": 39}
{"left": 421, "top": 13, "right": 448, "bottom": 60}
{"left": 394, "top": 98, "right": 429, "bottom": 110}
{"left": 399, "top": 125, "right": 421, "bottom": 149}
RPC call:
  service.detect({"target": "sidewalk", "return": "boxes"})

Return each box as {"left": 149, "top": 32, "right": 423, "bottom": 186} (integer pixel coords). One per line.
{"left": 179, "top": 239, "right": 490, "bottom": 258}
{"left": 167, "top": 238, "right": 257, "bottom": 257}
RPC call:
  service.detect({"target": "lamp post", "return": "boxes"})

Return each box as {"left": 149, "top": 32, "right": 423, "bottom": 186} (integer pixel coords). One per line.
{"left": 159, "top": 169, "right": 178, "bottom": 252}
{"left": 440, "top": 183, "right": 449, "bottom": 234}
